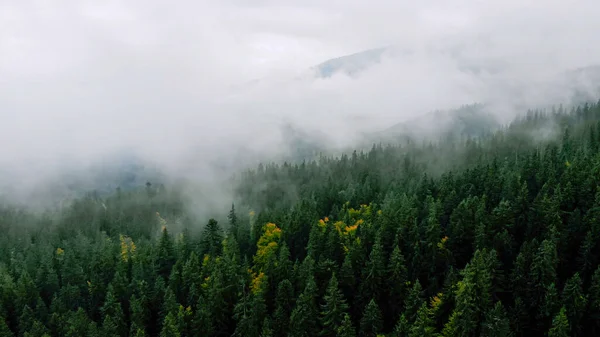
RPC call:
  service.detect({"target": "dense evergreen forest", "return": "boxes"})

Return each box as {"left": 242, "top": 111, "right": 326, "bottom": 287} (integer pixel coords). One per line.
{"left": 3, "top": 102, "right": 600, "bottom": 336}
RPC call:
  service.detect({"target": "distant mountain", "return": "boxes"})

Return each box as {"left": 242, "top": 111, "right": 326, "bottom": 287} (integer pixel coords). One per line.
{"left": 303, "top": 46, "right": 600, "bottom": 145}
{"left": 375, "top": 103, "right": 500, "bottom": 143}
{"left": 311, "top": 47, "right": 390, "bottom": 78}
{"left": 308, "top": 45, "right": 600, "bottom": 97}
{"left": 306, "top": 44, "right": 502, "bottom": 79}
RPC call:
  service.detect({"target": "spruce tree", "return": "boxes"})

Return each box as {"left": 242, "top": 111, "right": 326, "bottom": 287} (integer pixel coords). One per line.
{"left": 201, "top": 219, "right": 223, "bottom": 257}
{"left": 359, "top": 298, "right": 382, "bottom": 337}
{"left": 260, "top": 318, "right": 273, "bottom": 337}
{"left": 272, "top": 279, "right": 294, "bottom": 336}
{"left": 387, "top": 245, "right": 408, "bottom": 325}
{"left": 100, "top": 285, "right": 126, "bottom": 337}
{"left": 320, "top": 273, "right": 349, "bottom": 337}
{"left": 192, "top": 295, "right": 213, "bottom": 337}
{"left": 404, "top": 280, "right": 423, "bottom": 323}
{"left": 548, "top": 307, "right": 569, "bottom": 337}
{"left": 0, "top": 317, "right": 12, "bottom": 337}
{"left": 392, "top": 314, "right": 410, "bottom": 337}
{"left": 481, "top": 301, "right": 512, "bottom": 337}
{"left": 337, "top": 314, "right": 356, "bottom": 337}
{"left": 562, "top": 272, "right": 587, "bottom": 335}
{"left": 156, "top": 226, "right": 176, "bottom": 279}
{"left": 408, "top": 302, "right": 435, "bottom": 337}
{"left": 289, "top": 276, "right": 318, "bottom": 337}
{"left": 159, "top": 311, "right": 180, "bottom": 337}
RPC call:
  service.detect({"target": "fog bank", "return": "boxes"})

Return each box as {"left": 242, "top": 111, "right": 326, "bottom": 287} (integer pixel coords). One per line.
{"left": 2, "top": 0, "right": 600, "bottom": 210}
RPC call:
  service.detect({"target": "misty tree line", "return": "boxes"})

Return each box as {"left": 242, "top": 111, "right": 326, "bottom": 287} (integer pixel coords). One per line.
{"left": 2, "top": 101, "right": 600, "bottom": 336}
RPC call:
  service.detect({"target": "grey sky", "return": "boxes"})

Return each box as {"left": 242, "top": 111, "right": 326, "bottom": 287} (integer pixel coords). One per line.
{"left": 1, "top": 0, "right": 600, "bottom": 206}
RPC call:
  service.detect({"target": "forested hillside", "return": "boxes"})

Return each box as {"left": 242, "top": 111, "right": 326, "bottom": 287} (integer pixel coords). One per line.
{"left": 3, "top": 101, "right": 600, "bottom": 336}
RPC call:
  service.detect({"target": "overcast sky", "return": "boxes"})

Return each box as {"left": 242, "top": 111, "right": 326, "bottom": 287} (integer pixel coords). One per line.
{"left": 1, "top": 0, "right": 600, "bottom": 204}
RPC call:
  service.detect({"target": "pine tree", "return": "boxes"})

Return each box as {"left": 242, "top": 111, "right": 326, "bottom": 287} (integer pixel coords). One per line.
{"left": 129, "top": 294, "right": 148, "bottom": 336}
{"left": 192, "top": 295, "right": 213, "bottom": 337}
{"left": 160, "top": 311, "right": 180, "bottom": 337}
{"left": 182, "top": 253, "right": 202, "bottom": 306}
{"left": 589, "top": 266, "right": 600, "bottom": 334}
{"left": 387, "top": 245, "right": 408, "bottom": 325}
{"left": 392, "top": 314, "right": 410, "bottom": 337}
{"left": 562, "top": 272, "right": 587, "bottom": 335}
{"left": 64, "top": 308, "right": 97, "bottom": 337}
{"left": 228, "top": 203, "right": 239, "bottom": 239}
{"left": 360, "top": 238, "right": 385, "bottom": 306}
{"left": 131, "top": 328, "right": 146, "bottom": 337}
{"left": 23, "top": 320, "right": 50, "bottom": 337}
{"left": 272, "top": 279, "right": 294, "bottom": 336}
{"left": 320, "top": 273, "right": 349, "bottom": 337}
{"left": 289, "top": 276, "right": 318, "bottom": 337}
{"left": 161, "top": 288, "right": 178, "bottom": 324}
{"left": 539, "top": 283, "right": 560, "bottom": 330}
{"left": 234, "top": 270, "right": 267, "bottom": 337}
{"left": 359, "top": 298, "right": 382, "bottom": 337}
{"left": 480, "top": 301, "right": 512, "bottom": 337}
{"left": 233, "top": 289, "right": 264, "bottom": 337}
{"left": 404, "top": 280, "right": 423, "bottom": 324}
{"left": 156, "top": 225, "right": 176, "bottom": 279}
{"left": 548, "top": 307, "right": 569, "bottom": 337}
{"left": 442, "top": 249, "right": 495, "bottom": 336}
{"left": 275, "top": 242, "right": 292, "bottom": 285}
{"left": 205, "top": 266, "right": 229, "bottom": 334}
{"left": 260, "top": 318, "right": 273, "bottom": 337}
{"left": 530, "top": 238, "right": 558, "bottom": 306}
{"left": 100, "top": 285, "right": 126, "bottom": 337}
{"left": 337, "top": 314, "right": 356, "bottom": 337}
{"left": 339, "top": 254, "right": 356, "bottom": 305}
{"left": 101, "top": 315, "right": 121, "bottom": 337}
{"left": 15, "top": 271, "right": 38, "bottom": 313}
{"left": 18, "top": 305, "right": 35, "bottom": 337}
{"left": 201, "top": 219, "right": 223, "bottom": 256}
{"left": 408, "top": 302, "right": 435, "bottom": 337}
{"left": 0, "top": 317, "right": 12, "bottom": 337}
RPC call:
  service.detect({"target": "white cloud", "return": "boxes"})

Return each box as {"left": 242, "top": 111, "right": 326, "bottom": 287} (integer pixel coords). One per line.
{"left": 1, "top": 0, "right": 600, "bottom": 207}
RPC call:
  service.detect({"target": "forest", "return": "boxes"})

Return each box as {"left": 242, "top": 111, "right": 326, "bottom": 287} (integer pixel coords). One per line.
{"left": 2, "top": 102, "right": 600, "bottom": 336}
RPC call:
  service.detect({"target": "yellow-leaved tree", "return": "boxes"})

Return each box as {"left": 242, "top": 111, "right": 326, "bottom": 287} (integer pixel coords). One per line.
{"left": 253, "top": 222, "right": 282, "bottom": 272}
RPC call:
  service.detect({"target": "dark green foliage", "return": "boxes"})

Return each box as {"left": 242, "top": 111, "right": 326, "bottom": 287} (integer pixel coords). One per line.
{"left": 192, "top": 295, "right": 213, "bottom": 337}
{"left": 259, "top": 317, "right": 273, "bottom": 337}
{"left": 272, "top": 279, "right": 294, "bottom": 336}
{"left": 0, "top": 317, "right": 11, "bottom": 337}
{"left": 201, "top": 219, "right": 223, "bottom": 257}
{"left": 320, "top": 273, "right": 349, "bottom": 336}
{"left": 480, "top": 302, "right": 512, "bottom": 337}
{"left": 404, "top": 280, "right": 423, "bottom": 324}
{"left": 562, "top": 272, "right": 587, "bottom": 335}
{"left": 156, "top": 226, "right": 176, "bottom": 279}
{"left": 408, "top": 302, "right": 435, "bottom": 337}
{"left": 359, "top": 298, "right": 382, "bottom": 337}
{"left": 100, "top": 285, "right": 126, "bottom": 336}
{"left": 386, "top": 245, "right": 407, "bottom": 327}
{"left": 289, "top": 276, "right": 319, "bottom": 337}
{"left": 392, "top": 314, "right": 410, "bottom": 337}
{"left": 337, "top": 314, "right": 356, "bottom": 337}
{"left": 548, "top": 307, "right": 569, "bottom": 337}
{"left": 2, "top": 102, "right": 600, "bottom": 336}
{"left": 23, "top": 320, "right": 50, "bottom": 337}
{"left": 159, "top": 311, "right": 179, "bottom": 337}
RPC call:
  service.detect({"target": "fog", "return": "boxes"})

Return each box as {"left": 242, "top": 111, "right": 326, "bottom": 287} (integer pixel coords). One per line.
{"left": 2, "top": 0, "right": 600, "bottom": 210}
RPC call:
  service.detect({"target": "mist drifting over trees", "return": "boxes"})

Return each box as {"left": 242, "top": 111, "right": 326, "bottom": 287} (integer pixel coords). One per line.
{"left": 3, "top": 1, "right": 600, "bottom": 336}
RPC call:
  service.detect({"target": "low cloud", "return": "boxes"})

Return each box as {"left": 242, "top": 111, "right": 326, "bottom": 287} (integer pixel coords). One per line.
{"left": 1, "top": 0, "right": 600, "bottom": 210}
